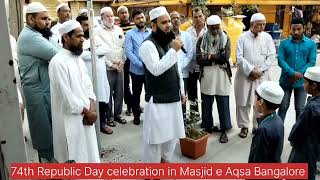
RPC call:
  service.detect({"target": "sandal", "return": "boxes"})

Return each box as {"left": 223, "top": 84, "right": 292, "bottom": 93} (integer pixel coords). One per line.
{"left": 239, "top": 128, "right": 248, "bottom": 138}
{"left": 107, "top": 120, "right": 116, "bottom": 127}
{"left": 219, "top": 132, "right": 228, "bottom": 143}
{"left": 114, "top": 117, "right": 127, "bottom": 124}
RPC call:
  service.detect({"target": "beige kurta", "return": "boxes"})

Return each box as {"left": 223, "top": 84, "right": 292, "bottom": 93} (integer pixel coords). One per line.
{"left": 94, "top": 25, "right": 126, "bottom": 69}
{"left": 49, "top": 49, "right": 100, "bottom": 163}
{"left": 199, "top": 32, "right": 231, "bottom": 96}
{"left": 234, "top": 30, "right": 276, "bottom": 106}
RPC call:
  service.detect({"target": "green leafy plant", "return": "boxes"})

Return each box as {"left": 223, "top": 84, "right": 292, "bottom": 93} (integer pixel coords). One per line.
{"left": 184, "top": 100, "right": 207, "bottom": 140}
{"left": 191, "top": 0, "right": 207, "bottom": 9}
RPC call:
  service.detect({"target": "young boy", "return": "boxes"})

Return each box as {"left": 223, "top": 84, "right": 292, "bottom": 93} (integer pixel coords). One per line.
{"left": 248, "top": 81, "right": 285, "bottom": 163}
{"left": 288, "top": 66, "right": 320, "bottom": 180}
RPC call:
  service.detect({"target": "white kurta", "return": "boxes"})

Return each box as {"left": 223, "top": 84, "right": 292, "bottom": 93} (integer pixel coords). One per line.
{"left": 186, "top": 25, "right": 207, "bottom": 72}
{"left": 49, "top": 49, "right": 100, "bottom": 163}
{"left": 94, "top": 25, "right": 126, "bottom": 69}
{"left": 139, "top": 40, "right": 186, "bottom": 145}
{"left": 50, "top": 22, "right": 63, "bottom": 47}
{"left": 81, "top": 38, "right": 110, "bottom": 103}
{"left": 234, "top": 30, "right": 276, "bottom": 106}
{"left": 176, "top": 31, "right": 193, "bottom": 78}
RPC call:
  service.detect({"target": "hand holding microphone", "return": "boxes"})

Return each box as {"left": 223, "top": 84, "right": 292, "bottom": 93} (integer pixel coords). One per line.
{"left": 172, "top": 37, "right": 184, "bottom": 52}
{"left": 170, "top": 31, "right": 187, "bottom": 53}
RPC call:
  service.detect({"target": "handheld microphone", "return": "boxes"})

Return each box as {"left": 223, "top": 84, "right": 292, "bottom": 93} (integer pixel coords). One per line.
{"left": 180, "top": 46, "right": 187, "bottom": 54}
{"left": 170, "top": 31, "right": 187, "bottom": 54}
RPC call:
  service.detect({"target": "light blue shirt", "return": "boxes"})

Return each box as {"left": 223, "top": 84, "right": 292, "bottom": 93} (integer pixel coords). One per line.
{"left": 278, "top": 35, "right": 317, "bottom": 88}
{"left": 125, "top": 27, "right": 151, "bottom": 75}
{"left": 177, "top": 31, "right": 193, "bottom": 78}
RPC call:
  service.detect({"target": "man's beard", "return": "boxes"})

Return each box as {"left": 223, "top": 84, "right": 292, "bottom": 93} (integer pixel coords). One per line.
{"left": 292, "top": 34, "right": 302, "bottom": 40}
{"left": 33, "top": 25, "right": 52, "bottom": 39}
{"left": 69, "top": 45, "right": 83, "bottom": 56}
{"left": 41, "top": 28, "right": 53, "bottom": 39}
{"left": 84, "top": 30, "right": 90, "bottom": 39}
{"left": 152, "top": 26, "right": 175, "bottom": 48}
{"left": 103, "top": 20, "right": 114, "bottom": 28}
{"left": 136, "top": 22, "right": 145, "bottom": 30}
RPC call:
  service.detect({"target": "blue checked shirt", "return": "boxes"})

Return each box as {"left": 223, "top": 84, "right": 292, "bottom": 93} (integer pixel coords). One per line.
{"left": 124, "top": 27, "right": 151, "bottom": 75}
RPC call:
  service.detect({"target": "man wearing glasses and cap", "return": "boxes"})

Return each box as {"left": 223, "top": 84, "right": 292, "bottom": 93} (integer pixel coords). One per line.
{"left": 196, "top": 15, "right": 232, "bottom": 143}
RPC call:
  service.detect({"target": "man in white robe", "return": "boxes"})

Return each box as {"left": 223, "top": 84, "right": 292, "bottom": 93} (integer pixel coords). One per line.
{"left": 139, "top": 6, "right": 186, "bottom": 163}
{"left": 50, "top": 3, "right": 71, "bottom": 47}
{"left": 76, "top": 15, "right": 113, "bottom": 134}
{"left": 234, "top": 13, "right": 276, "bottom": 138}
{"left": 49, "top": 20, "right": 100, "bottom": 163}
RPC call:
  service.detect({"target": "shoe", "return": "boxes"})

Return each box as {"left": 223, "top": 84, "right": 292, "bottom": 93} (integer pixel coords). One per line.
{"left": 106, "top": 120, "right": 116, "bottom": 127}
{"left": 133, "top": 118, "right": 140, "bottom": 125}
{"left": 219, "top": 132, "right": 228, "bottom": 143}
{"left": 114, "top": 117, "right": 127, "bottom": 124}
{"left": 100, "top": 126, "right": 113, "bottom": 134}
{"left": 239, "top": 128, "right": 248, "bottom": 138}
{"left": 125, "top": 108, "right": 132, "bottom": 116}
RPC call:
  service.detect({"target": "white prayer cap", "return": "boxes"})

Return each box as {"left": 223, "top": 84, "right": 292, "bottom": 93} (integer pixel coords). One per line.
{"left": 56, "top": 3, "right": 69, "bottom": 13}
{"left": 117, "top": 6, "right": 128, "bottom": 13}
{"left": 149, "top": 6, "right": 169, "bottom": 21}
{"left": 79, "top": 8, "right": 88, "bottom": 15}
{"left": 256, "top": 81, "right": 284, "bottom": 104}
{"left": 26, "top": 2, "right": 47, "bottom": 14}
{"left": 59, "top": 20, "right": 82, "bottom": 36}
{"left": 250, "top": 13, "right": 266, "bottom": 22}
{"left": 304, "top": 67, "right": 320, "bottom": 82}
{"left": 207, "top": 15, "right": 221, "bottom": 25}
{"left": 100, "top": 6, "right": 113, "bottom": 15}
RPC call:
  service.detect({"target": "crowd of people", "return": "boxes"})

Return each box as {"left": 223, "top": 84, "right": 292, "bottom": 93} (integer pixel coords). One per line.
{"left": 9, "top": 1, "right": 320, "bottom": 179}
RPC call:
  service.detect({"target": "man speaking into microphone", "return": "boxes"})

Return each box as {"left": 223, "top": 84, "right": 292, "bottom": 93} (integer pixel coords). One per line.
{"left": 139, "top": 6, "right": 187, "bottom": 163}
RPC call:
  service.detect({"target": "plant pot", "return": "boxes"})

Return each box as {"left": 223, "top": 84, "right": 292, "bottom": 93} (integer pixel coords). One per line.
{"left": 179, "top": 133, "right": 210, "bottom": 159}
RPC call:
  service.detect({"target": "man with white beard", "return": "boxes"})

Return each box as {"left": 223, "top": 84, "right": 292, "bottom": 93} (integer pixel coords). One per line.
{"left": 95, "top": 7, "right": 126, "bottom": 127}
{"left": 234, "top": 13, "right": 276, "bottom": 138}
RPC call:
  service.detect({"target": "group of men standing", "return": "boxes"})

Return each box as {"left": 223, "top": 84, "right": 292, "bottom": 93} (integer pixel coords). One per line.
{"left": 13, "top": 1, "right": 320, "bottom": 178}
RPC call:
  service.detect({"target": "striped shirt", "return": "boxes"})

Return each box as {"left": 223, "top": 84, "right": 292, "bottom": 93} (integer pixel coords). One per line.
{"left": 119, "top": 21, "right": 135, "bottom": 35}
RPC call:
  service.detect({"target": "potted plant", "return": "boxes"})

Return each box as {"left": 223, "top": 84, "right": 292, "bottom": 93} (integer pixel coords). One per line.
{"left": 180, "top": 100, "right": 210, "bottom": 159}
